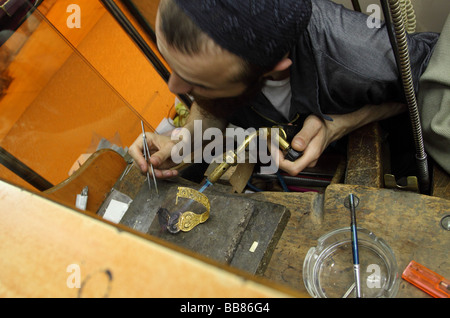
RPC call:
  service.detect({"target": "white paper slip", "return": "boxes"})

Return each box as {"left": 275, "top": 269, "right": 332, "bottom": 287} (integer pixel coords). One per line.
{"left": 103, "top": 199, "right": 129, "bottom": 224}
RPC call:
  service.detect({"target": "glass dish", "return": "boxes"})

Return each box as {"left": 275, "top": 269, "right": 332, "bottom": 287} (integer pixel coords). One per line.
{"left": 303, "top": 227, "right": 399, "bottom": 298}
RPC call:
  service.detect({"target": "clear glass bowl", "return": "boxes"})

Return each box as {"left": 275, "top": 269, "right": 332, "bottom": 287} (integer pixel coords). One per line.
{"left": 303, "top": 227, "right": 400, "bottom": 298}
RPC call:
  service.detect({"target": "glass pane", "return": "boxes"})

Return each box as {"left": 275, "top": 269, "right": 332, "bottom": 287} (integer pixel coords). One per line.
{"left": 0, "top": 0, "right": 174, "bottom": 191}
{"left": 125, "top": 0, "right": 159, "bottom": 31}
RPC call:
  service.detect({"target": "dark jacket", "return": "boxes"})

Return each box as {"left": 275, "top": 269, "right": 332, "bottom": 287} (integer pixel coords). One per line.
{"left": 228, "top": 0, "right": 438, "bottom": 135}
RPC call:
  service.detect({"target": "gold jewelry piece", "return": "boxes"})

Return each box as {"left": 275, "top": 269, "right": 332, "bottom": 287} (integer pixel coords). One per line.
{"left": 175, "top": 187, "right": 210, "bottom": 232}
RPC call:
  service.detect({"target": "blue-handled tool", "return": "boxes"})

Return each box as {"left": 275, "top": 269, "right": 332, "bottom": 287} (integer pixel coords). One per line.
{"left": 348, "top": 193, "right": 362, "bottom": 298}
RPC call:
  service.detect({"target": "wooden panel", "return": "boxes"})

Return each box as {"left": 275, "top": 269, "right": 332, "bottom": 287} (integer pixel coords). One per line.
{"left": 244, "top": 185, "right": 450, "bottom": 298}
{"left": 44, "top": 149, "right": 127, "bottom": 213}
{"left": 345, "top": 122, "right": 386, "bottom": 187}
{"left": 248, "top": 192, "right": 323, "bottom": 291}
{"left": 318, "top": 184, "right": 449, "bottom": 297}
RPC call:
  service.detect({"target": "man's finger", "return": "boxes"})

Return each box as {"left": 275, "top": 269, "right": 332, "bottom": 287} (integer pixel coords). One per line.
{"left": 128, "top": 139, "right": 148, "bottom": 173}
{"left": 291, "top": 115, "right": 323, "bottom": 151}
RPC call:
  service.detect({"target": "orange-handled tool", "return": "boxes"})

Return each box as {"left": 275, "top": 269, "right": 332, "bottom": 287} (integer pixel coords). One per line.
{"left": 402, "top": 260, "right": 450, "bottom": 298}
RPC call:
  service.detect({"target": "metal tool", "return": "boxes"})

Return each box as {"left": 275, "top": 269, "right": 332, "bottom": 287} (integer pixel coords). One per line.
{"left": 275, "top": 127, "right": 303, "bottom": 161}
{"left": 141, "top": 121, "right": 158, "bottom": 195}
{"left": 348, "top": 193, "right": 362, "bottom": 298}
{"left": 342, "top": 282, "right": 356, "bottom": 298}
{"left": 207, "top": 126, "right": 304, "bottom": 186}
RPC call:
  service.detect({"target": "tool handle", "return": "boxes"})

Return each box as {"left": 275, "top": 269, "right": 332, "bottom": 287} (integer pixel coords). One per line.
{"left": 402, "top": 260, "right": 450, "bottom": 298}
{"left": 285, "top": 148, "right": 303, "bottom": 161}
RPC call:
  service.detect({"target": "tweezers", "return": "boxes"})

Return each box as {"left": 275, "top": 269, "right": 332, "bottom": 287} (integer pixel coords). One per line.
{"left": 141, "top": 120, "right": 159, "bottom": 195}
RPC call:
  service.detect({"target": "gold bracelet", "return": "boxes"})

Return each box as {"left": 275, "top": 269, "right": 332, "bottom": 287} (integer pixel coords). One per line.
{"left": 175, "top": 187, "right": 210, "bottom": 232}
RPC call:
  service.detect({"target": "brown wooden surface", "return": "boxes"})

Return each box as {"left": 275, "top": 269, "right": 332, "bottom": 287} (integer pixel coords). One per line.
{"left": 247, "top": 191, "right": 322, "bottom": 290}
{"left": 345, "top": 122, "right": 386, "bottom": 188}
{"left": 111, "top": 151, "right": 449, "bottom": 298}
{"left": 9, "top": 147, "right": 447, "bottom": 298}
{"left": 8, "top": 121, "right": 447, "bottom": 298}
{"left": 249, "top": 184, "right": 450, "bottom": 298}
{"left": 44, "top": 149, "right": 127, "bottom": 213}
{"left": 121, "top": 174, "right": 449, "bottom": 298}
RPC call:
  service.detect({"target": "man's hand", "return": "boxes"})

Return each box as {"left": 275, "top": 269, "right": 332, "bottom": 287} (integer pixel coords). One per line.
{"left": 277, "top": 115, "right": 331, "bottom": 175}
{"left": 128, "top": 132, "right": 180, "bottom": 179}
{"left": 278, "top": 103, "right": 407, "bottom": 175}
{"left": 128, "top": 102, "right": 227, "bottom": 179}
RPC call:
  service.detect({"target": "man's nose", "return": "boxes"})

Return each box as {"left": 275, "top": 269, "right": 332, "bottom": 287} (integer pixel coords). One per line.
{"left": 168, "top": 73, "right": 193, "bottom": 95}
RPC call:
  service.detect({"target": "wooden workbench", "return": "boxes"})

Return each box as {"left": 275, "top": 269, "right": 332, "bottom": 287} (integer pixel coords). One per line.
{"left": 37, "top": 121, "right": 449, "bottom": 298}
{"left": 252, "top": 185, "right": 449, "bottom": 298}
{"left": 3, "top": 131, "right": 447, "bottom": 298}
{"left": 112, "top": 162, "right": 449, "bottom": 298}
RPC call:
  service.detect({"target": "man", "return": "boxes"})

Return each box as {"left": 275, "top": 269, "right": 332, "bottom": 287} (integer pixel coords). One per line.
{"left": 129, "top": 0, "right": 438, "bottom": 179}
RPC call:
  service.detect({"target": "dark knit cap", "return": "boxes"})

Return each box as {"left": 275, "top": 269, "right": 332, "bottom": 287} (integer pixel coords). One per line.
{"left": 173, "top": 0, "right": 312, "bottom": 67}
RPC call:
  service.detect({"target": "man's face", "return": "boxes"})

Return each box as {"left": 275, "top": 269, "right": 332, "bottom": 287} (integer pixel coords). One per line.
{"left": 155, "top": 11, "right": 248, "bottom": 100}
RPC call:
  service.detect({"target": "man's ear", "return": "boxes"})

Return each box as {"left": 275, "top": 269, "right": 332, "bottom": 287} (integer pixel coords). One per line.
{"left": 264, "top": 57, "right": 293, "bottom": 78}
